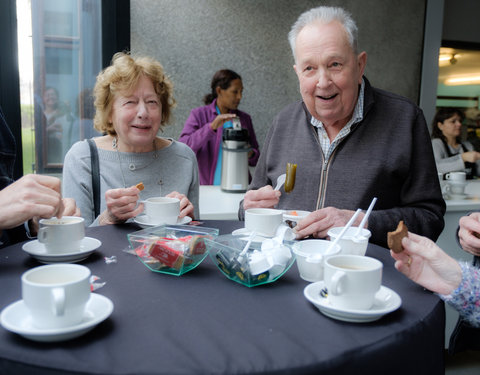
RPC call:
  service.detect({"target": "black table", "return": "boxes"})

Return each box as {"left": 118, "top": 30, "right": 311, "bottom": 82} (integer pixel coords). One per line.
{"left": 0, "top": 221, "right": 445, "bottom": 375}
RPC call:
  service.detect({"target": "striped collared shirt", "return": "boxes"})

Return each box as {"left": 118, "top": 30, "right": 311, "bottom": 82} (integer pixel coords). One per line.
{"left": 311, "top": 79, "right": 365, "bottom": 160}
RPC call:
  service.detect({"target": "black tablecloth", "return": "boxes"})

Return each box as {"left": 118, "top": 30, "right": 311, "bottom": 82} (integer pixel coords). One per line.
{"left": 0, "top": 221, "right": 445, "bottom": 375}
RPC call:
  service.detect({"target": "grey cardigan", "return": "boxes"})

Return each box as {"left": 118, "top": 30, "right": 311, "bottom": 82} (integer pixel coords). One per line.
{"left": 241, "top": 78, "right": 445, "bottom": 248}
{"left": 63, "top": 138, "right": 200, "bottom": 226}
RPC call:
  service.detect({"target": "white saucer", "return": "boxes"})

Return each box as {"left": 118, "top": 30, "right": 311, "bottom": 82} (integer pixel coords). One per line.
{"left": 133, "top": 215, "right": 192, "bottom": 228}
{"left": 231, "top": 227, "right": 273, "bottom": 242}
{"left": 22, "top": 237, "right": 102, "bottom": 264}
{"left": 304, "top": 281, "right": 402, "bottom": 323}
{"left": 283, "top": 210, "right": 311, "bottom": 222}
{"left": 447, "top": 193, "right": 468, "bottom": 200}
{"left": 0, "top": 293, "right": 113, "bottom": 342}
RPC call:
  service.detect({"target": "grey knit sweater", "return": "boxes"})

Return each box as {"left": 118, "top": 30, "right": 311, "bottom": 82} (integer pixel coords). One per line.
{"left": 62, "top": 138, "right": 199, "bottom": 226}
{"left": 241, "top": 78, "right": 445, "bottom": 248}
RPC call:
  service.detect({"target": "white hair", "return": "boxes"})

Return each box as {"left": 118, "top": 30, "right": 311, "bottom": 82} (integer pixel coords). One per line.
{"left": 288, "top": 6, "right": 358, "bottom": 61}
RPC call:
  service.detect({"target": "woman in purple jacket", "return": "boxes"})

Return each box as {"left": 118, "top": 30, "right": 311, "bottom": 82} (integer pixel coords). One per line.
{"left": 179, "top": 69, "right": 260, "bottom": 185}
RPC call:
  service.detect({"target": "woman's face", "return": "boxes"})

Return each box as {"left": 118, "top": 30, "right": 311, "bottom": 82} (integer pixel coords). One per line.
{"left": 438, "top": 114, "right": 462, "bottom": 140}
{"left": 216, "top": 78, "right": 243, "bottom": 111}
{"left": 43, "top": 88, "right": 58, "bottom": 110}
{"left": 109, "top": 75, "right": 162, "bottom": 152}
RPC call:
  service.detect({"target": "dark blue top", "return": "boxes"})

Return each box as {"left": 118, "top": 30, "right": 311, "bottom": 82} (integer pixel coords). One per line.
{"left": 0, "top": 106, "right": 26, "bottom": 247}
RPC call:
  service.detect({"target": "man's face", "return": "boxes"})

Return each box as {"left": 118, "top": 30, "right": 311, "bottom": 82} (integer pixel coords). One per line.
{"left": 293, "top": 21, "right": 367, "bottom": 129}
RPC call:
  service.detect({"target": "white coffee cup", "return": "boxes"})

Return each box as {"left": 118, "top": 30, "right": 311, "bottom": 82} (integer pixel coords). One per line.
{"left": 22, "top": 264, "right": 91, "bottom": 329}
{"left": 293, "top": 239, "right": 341, "bottom": 282}
{"left": 324, "top": 255, "right": 383, "bottom": 310}
{"left": 327, "top": 227, "right": 372, "bottom": 256}
{"left": 144, "top": 197, "right": 180, "bottom": 224}
{"left": 37, "top": 216, "right": 85, "bottom": 253}
{"left": 445, "top": 171, "right": 466, "bottom": 183}
{"left": 245, "top": 208, "right": 283, "bottom": 237}
{"left": 447, "top": 181, "right": 467, "bottom": 195}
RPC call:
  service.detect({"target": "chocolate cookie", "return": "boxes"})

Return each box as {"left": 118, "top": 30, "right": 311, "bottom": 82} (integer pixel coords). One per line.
{"left": 387, "top": 221, "right": 408, "bottom": 253}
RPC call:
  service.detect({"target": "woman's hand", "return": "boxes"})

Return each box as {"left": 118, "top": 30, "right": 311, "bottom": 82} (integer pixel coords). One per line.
{"left": 390, "top": 232, "right": 462, "bottom": 295}
{"left": 99, "top": 186, "right": 143, "bottom": 225}
{"left": 461, "top": 151, "right": 480, "bottom": 163}
{"left": 166, "top": 191, "right": 195, "bottom": 219}
{"left": 210, "top": 114, "right": 237, "bottom": 131}
{"left": 458, "top": 212, "right": 480, "bottom": 256}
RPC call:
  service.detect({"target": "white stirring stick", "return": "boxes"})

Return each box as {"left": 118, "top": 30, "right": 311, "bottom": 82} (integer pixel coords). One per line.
{"left": 324, "top": 208, "right": 363, "bottom": 255}
{"left": 237, "top": 231, "right": 257, "bottom": 263}
{"left": 355, "top": 197, "right": 377, "bottom": 237}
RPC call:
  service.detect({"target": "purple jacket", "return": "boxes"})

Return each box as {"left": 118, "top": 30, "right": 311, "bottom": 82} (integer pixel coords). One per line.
{"left": 179, "top": 100, "right": 260, "bottom": 185}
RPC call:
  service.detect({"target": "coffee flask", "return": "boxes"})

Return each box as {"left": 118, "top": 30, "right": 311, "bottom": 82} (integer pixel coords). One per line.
{"left": 220, "top": 118, "right": 250, "bottom": 192}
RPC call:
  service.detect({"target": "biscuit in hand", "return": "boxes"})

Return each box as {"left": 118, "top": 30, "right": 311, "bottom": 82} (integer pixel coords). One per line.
{"left": 387, "top": 221, "right": 408, "bottom": 253}
{"left": 135, "top": 182, "right": 145, "bottom": 191}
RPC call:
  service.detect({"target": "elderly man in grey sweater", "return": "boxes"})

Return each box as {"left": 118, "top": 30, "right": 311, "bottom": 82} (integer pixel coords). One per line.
{"left": 240, "top": 6, "right": 445, "bottom": 248}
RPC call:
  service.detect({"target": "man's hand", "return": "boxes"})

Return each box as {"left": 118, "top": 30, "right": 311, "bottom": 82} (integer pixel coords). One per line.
{"left": 294, "top": 207, "right": 365, "bottom": 239}
{"left": 0, "top": 174, "right": 71, "bottom": 230}
{"left": 243, "top": 185, "right": 281, "bottom": 210}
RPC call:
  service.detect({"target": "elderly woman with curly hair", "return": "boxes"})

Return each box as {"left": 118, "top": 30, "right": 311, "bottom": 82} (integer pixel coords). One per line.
{"left": 62, "top": 52, "right": 199, "bottom": 226}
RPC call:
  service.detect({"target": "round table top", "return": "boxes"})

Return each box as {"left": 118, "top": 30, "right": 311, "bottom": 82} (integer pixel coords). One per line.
{"left": 0, "top": 220, "right": 444, "bottom": 375}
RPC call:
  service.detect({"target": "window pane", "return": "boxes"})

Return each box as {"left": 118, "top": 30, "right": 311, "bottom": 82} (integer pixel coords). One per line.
{"left": 17, "top": 0, "right": 102, "bottom": 175}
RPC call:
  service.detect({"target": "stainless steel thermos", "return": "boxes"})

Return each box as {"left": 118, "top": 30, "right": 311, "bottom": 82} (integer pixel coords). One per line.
{"left": 220, "top": 119, "right": 250, "bottom": 193}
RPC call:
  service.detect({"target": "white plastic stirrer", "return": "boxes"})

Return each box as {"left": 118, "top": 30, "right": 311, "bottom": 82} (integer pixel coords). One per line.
{"left": 354, "top": 197, "right": 377, "bottom": 238}
{"left": 237, "top": 231, "right": 257, "bottom": 263}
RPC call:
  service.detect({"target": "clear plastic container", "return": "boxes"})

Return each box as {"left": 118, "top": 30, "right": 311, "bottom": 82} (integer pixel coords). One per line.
{"left": 205, "top": 234, "right": 296, "bottom": 287}
{"left": 127, "top": 224, "right": 219, "bottom": 276}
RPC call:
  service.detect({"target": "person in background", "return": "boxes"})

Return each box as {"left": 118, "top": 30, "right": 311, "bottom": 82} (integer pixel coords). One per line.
{"left": 391, "top": 231, "right": 479, "bottom": 328}
{"left": 63, "top": 52, "right": 199, "bottom": 226}
{"left": 0, "top": 106, "right": 80, "bottom": 248}
{"left": 431, "top": 107, "right": 480, "bottom": 179}
{"left": 240, "top": 6, "right": 445, "bottom": 248}
{"left": 42, "top": 86, "right": 74, "bottom": 163}
{"left": 179, "top": 69, "right": 260, "bottom": 185}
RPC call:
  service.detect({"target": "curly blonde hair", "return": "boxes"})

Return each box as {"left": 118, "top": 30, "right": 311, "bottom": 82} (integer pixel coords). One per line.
{"left": 93, "top": 52, "right": 176, "bottom": 135}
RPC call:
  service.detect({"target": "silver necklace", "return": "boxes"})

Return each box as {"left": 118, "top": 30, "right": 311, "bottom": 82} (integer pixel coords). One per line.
{"left": 112, "top": 137, "right": 158, "bottom": 188}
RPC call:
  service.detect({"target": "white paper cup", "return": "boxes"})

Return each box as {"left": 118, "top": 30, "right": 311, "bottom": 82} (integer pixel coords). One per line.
{"left": 22, "top": 264, "right": 91, "bottom": 329}
{"left": 245, "top": 208, "right": 283, "bottom": 237}
{"left": 324, "top": 255, "right": 382, "bottom": 310}
{"left": 144, "top": 197, "right": 180, "bottom": 224}
{"left": 293, "top": 239, "right": 341, "bottom": 282}
{"left": 37, "top": 216, "right": 85, "bottom": 253}
{"left": 327, "top": 227, "right": 372, "bottom": 256}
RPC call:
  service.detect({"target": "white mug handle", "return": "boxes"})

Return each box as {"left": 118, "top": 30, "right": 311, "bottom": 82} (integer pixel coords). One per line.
{"left": 329, "top": 270, "right": 346, "bottom": 296}
{"left": 51, "top": 287, "right": 66, "bottom": 316}
{"left": 37, "top": 227, "right": 49, "bottom": 244}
